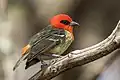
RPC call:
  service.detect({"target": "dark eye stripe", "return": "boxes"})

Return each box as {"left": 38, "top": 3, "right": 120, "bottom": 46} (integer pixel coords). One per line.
{"left": 60, "top": 20, "right": 70, "bottom": 25}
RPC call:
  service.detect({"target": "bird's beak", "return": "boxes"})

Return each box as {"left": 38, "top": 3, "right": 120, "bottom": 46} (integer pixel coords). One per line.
{"left": 70, "top": 21, "right": 80, "bottom": 27}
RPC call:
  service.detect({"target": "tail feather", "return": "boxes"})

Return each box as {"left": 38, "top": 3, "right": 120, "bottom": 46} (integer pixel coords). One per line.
{"left": 13, "top": 54, "right": 28, "bottom": 71}
{"left": 25, "top": 58, "right": 40, "bottom": 69}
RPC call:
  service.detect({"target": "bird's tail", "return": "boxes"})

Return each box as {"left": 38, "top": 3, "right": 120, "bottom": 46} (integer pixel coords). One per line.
{"left": 13, "top": 54, "right": 28, "bottom": 71}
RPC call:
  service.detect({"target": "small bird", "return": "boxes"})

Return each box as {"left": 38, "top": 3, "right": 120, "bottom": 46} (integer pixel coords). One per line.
{"left": 13, "top": 14, "right": 79, "bottom": 71}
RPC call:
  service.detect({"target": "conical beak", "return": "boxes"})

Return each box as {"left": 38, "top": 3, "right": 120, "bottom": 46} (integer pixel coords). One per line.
{"left": 70, "top": 21, "right": 80, "bottom": 27}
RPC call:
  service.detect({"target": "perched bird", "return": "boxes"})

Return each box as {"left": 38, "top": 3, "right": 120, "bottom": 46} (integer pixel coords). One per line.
{"left": 13, "top": 14, "right": 79, "bottom": 71}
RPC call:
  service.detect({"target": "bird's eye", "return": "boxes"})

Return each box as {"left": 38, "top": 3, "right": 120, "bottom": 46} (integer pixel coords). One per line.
{"left": 60, "top": 20, "right": 70, "bottom": 25}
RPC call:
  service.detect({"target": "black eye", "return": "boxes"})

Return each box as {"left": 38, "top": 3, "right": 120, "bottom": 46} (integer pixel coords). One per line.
{"left": 60, "top": 20, "right": 70, "bottom": 25}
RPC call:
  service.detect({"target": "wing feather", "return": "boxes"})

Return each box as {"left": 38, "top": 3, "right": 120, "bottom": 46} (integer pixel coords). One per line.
{"left": 27, "top": 28, "right": 65, "bottom": 62}
{"left": 13, "top": 25, "right": 65, "bottom": 70}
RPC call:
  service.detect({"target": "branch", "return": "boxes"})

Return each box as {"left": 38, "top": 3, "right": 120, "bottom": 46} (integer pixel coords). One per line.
{"left": 29, "top": 21, "right": 120, "bottom": 80}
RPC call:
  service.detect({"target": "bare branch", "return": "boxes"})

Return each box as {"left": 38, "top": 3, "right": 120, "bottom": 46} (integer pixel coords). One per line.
{"left": 29, "top": 21, "right": 120, "bottom": 80}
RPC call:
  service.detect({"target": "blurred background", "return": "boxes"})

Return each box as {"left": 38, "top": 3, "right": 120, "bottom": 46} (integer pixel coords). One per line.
{"left": 0, "top": 0, "right": 120, "bottom": 80}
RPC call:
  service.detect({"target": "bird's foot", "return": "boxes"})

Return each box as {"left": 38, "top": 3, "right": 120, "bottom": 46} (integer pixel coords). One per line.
{"left": 41, "top": 61, "right": 48, "bottom": 70}
{"left": 52, "top": 54, "right": 61, "bottom": 58}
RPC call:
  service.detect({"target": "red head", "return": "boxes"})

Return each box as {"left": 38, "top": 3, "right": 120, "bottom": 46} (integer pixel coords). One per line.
{"left": 50, "top": 14, "right": 79, "bottom": 33}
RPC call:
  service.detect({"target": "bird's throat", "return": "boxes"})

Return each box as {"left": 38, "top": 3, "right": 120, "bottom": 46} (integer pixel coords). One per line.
{"left": 64, "top": 26, "right": 73, "bottom": 33}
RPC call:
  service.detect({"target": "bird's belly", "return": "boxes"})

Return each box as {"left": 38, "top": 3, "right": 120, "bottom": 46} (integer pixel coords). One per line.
{"left": 49, "top": 39, "right": 73, "bottom": 55}
{"left": 49, "top": 30, "right": 73, "bottom": 55}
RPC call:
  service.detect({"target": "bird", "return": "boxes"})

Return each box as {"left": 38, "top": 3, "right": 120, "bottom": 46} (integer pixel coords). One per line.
{"left": 13, "top": 14, "right": 80, "bottom": 71}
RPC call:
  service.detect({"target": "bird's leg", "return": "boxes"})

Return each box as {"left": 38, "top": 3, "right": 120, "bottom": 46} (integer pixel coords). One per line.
{"left": 41, "top": 60, "right": 48, "bottom": 69}
{"left": 42, "top": 53, "right": 61, "bottom": 59}
{"left": 38, "top": 54, "right": 62, "bottom": 69}
{"left": 52, "top": 54, "right": 61, "bottom": 58}
{"left": 37, "top": 55, "right": 48, "bottom": 69}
